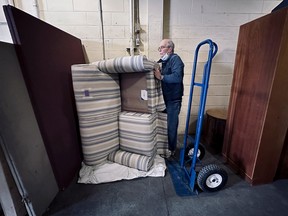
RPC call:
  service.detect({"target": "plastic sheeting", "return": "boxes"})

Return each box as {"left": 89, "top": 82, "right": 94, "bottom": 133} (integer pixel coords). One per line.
{"left": 78, "top": 155, "right": 166, "bottom": 184}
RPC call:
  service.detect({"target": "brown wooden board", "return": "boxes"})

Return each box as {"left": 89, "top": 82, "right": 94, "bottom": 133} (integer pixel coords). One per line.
{"left": 4, "top": 5, "right": 86, "bottom": 189}
{"left": 222, "top": 7, "right": 288, "bottom": 185}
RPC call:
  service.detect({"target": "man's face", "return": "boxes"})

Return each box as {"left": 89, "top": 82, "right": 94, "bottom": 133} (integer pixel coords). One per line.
{"left": 158, "top": 40, "right": 171, "bottom": 57}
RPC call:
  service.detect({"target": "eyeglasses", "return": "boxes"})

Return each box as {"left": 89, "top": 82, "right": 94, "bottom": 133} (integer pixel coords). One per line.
{"left": 158, "top": 46, "right": 169, "bottom": 51}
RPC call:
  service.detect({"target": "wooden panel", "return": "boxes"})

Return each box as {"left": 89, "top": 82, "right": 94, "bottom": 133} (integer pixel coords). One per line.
{"left": 254, "top": 10, "right": 288, "bottom": 184}
{"left": 223, "top": 8, "right": 288, "bottom": 184}
{"left": 4, "top": 5, "right": 86, "bottom": 189}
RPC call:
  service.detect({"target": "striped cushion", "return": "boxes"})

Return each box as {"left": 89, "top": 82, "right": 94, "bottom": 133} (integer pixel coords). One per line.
{"left": 71, "top": 64, "right": 121, "bottom": 118}
{"left": 107, "top": 149, "right": 156, "bottom": 171}
{"left": 156, "top": 112, "right": 169, "bottom": 155}
{"left": 119, "top": 111, "right": 157, "bottom": 156}
{"left": 79, "top": 114, "right": 119, "bottom": 165}
{"left": 146, "top": 71, "right": 166, "bottom": 113}
{"left": 94, "top": 55, "right": 156, "bottom": 73}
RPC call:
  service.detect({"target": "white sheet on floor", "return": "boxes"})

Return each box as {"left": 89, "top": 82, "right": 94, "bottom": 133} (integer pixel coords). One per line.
{"left": 78, "top": 155, "right": 166, "bottom": 184}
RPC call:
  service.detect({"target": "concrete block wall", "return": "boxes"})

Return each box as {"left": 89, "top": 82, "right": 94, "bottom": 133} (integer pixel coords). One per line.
{"left": 0, "top": 0, "right": 282, "bottom": 133}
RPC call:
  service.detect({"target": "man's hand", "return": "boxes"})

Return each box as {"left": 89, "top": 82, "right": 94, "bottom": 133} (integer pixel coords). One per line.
{"left": 154, "top": 68, "right": 162, "bottom": 80}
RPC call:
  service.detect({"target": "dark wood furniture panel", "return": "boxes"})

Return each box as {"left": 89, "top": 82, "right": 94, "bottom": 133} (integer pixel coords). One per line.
{"left": 4, "top": 5, "right": 86, "bottom": 189}
{"left": 222, "top": 8, "right": 288, "bottom": 185}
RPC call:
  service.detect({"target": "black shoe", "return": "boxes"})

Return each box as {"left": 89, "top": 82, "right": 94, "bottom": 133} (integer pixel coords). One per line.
{"left": 160, "top": 150, "right": 175, "bottom": 159}
{"left": 165, "top": 152, "right": 177, "bottom": 162}
{"left": 160, "top": 154, "right": 169, "bottom": 159}
{"left": 170, "top": 150, "right": 176, "bottom": 156}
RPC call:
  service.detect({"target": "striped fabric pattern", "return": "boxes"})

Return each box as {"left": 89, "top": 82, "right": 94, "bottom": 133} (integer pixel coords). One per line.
{"left": 71, "top": 64, "right": 121, "bottom": 118}
{"left": 71, "top": 64, "right": 121, "bottom": 165}
{"left": 119, "top": 111, "right": 157, "bottom": 156}
{"left": 71, "top": 58, "right": 167, "bottom": 169}
{"left": 145, "top": 71, "right": 166, "bottom": 113}
{"left": 94, "top": 55, "right": 156, "bottom": 73}
{"left": 156, "top": 112, "right": 169, "bottom": 155}
{"left": 107, "top": 148, "right": 156, "bottom": 171}
{"left": 79, "top": 114, "right": 120, "bottom": 165}
{"left": 94, "top": 55, "right": 165, "bottom": 114}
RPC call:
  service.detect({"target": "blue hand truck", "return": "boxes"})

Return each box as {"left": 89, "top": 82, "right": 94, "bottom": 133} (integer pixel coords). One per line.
{"left": 179, "top": 39, "right": 228, "bottom": 194}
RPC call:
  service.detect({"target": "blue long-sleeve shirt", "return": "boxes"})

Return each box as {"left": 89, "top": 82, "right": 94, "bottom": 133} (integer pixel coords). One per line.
{"left": 160, "top": 53, "right": 184, "bottom": 102}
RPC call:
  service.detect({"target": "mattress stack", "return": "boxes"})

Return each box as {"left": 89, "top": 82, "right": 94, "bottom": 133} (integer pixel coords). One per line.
{"left": 72, "top": 56, "right": 169, "bottom": 171}
{"left": 107, "top": 111, "right": 158, "bottom": 172}
{"left": 96, "top": 56, "right": 167, "bottom": 170}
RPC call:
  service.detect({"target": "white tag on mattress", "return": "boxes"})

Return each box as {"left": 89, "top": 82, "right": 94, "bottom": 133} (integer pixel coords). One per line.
{"left": 141, "top": 90, "right": 148, "bottom": 100}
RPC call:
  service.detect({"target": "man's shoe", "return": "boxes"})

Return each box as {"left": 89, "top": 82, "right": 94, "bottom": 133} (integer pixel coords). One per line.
{"left": 165, "top": 150, "right": 177, "bottom": 162}
{"left": 160, "top": 153, "right": 170, "bottom": 159}
{"left": 166, "top": 154, "right": 177, "bottom": 162}
{"left": 160, "top": 150, "right": 173, "bottom": 158}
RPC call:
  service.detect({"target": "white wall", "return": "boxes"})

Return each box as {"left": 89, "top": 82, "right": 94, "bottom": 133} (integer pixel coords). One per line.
{"left": 0, "top": 0, "right": 282, "bottom": 133}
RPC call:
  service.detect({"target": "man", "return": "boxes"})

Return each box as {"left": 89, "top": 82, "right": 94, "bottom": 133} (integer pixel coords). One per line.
{"left": 154, "top": 39, "right": 184, "bottom": 158}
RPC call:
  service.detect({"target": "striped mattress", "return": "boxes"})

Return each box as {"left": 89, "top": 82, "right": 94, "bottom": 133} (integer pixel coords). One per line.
{"left": 71, "top": 64, "right": 121, "bottom": 165}
{"left": 119, "top": 111, "right": 157, "bottom": 157}
{"left": 108, "top": 148, "right": 156, "bottom": 172}
{"left": 94, "top": 55, "right": 166, "bottom": 113}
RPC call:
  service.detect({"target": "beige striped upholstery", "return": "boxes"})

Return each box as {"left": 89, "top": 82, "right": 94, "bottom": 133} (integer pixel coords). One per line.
{"left": 156, "top": 112, "right": 169, "bottom": 155}
{"left": 71, "top": 64, "right": 121, "bottom": 165}
{"left": 94, "top": 55, "right": 165, "bottom": 113}
{"left": 94, "top": 55, "right": 155, "bottom": 73}
{"left": 71, "top": 64, "right": 121, "bottom": 117}
{"left": 146, "top": 71, "right": 166, "bottom": 113}
{"left": 107, "top": 148, "right": 156, "bottom": 171}
{"left": 72, "top": 57, "right": 168, "bottom": 170}
{"left": 119, "top": 111, "right": 157, "bottom": 156}
{"left": 79, "top": 114, "right": 119, "bottom": 165}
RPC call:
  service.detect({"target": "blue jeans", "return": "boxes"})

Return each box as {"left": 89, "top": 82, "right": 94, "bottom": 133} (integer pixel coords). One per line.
{"left": 165, "top": 100, "right": 181, "bottom": 152}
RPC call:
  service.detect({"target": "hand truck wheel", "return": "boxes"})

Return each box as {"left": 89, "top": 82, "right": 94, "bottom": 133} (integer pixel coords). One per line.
{"left": 197, "top": 164, "right": 228, "bottom": 192}
{"left": 185, "top": 142, "right": 206, "bottom": 160}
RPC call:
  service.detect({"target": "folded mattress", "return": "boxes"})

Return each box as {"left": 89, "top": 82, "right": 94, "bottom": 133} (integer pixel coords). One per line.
{"left": 108, "top": 148, "right": 156, "bottom": 172}
{"left": 94, "top": 55, "right": 165, "bottom": 113}
{"left": 119, "top": 111, "right": 157, "bottom": 156}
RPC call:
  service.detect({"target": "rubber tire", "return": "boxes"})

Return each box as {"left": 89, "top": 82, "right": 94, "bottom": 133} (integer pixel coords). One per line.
{"left": 197, "top": 164, "right": 228, "bottom": 192}
{"left": 185, "top": 143, "right": 206, "bottom": 160}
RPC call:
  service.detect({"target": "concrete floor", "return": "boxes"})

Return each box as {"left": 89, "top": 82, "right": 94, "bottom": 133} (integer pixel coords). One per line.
{"left": 44, "top": 150, "right": 288, "bottom": 216}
